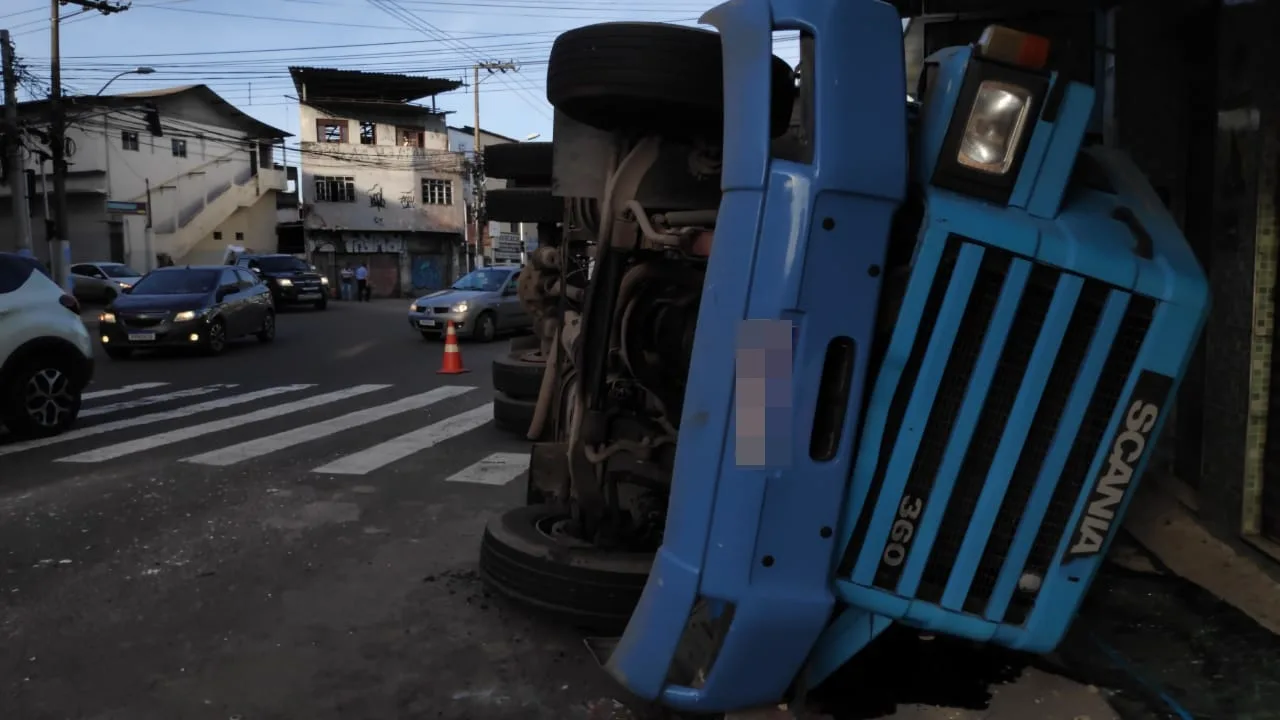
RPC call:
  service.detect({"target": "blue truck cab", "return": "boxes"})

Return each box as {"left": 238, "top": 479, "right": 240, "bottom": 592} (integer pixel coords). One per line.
{"left": 478, "top": 0, "right": 1209, "bottom": 714}
{"left": 601, "top": 0, "right": 1208, "bottom": 713}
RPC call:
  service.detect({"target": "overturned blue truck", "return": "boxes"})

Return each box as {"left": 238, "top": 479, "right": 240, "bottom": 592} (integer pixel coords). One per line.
{"left": 478, "top": 0, "right": 1209, "bottom": 713}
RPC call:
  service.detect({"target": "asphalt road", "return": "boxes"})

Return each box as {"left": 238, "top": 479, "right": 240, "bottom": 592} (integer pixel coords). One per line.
{"left": 0, "top": 299, "right": 1126, "bottom": 720}
{"left": 1, "top": 300, "right": 629, "bottom": 720}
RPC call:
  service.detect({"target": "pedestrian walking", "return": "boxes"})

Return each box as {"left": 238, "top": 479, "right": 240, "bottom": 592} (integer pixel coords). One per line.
{"left": 355, "top": 262, "right": 370, "bottom": 301}
{"left": 339, "top": 264, "right": 354, "bottom": 301}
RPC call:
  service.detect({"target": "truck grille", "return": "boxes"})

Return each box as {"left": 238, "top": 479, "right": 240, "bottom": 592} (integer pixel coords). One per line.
{"left": 839, "top": 235, "right": 1154, "bottom": 624}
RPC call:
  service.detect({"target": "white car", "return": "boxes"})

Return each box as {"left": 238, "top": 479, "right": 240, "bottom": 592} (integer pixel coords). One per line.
{"left": 0, "top": 252, "right": 95, "bottom": 439}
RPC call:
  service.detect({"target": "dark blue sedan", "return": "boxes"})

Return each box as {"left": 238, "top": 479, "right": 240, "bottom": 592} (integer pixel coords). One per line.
{"left": 98, "top": 265, "right": 275, "bottom": 359}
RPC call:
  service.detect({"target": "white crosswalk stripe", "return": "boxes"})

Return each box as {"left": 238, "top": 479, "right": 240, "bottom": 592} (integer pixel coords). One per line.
{"left": 312, "top": 402, "right": 493, "bottom": 475}
{"left": 82, "top": 382, "right": 169, "bottom": 400}
{"left": 444, "top": 452, "right": 530, "bottom": 486}
{"left": 79, "top": 384, "right": 238, "bottom": 418}
{"left": 0, "top": 385, "right": 314, "bottom": 457}
{"left": 181, "top": 385, "right": 475, "bottom": 468}
{"left": 8, "top": 381, "right": 528, "bottom": 487}
{"left": 57, "top": 384, "right": 392, "bottom": 464}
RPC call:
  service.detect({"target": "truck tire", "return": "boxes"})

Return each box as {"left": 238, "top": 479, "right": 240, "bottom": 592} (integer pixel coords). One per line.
{"left": 484, "top": 142, "right": 553, "bottom": 184}
{"left": 486, "top": 188, "right": 564, "bottom": 224}
{"left": 493, "top": 390, "right": 536, "bottom": 436}
{"left": 492, "top": 350, "right": 546, "bottom": 400}
{"left": 546, "top": 22, "right": 797, "bottom": 140}
{"left": 479, "top": 504, "right": 653, "bottom": 633}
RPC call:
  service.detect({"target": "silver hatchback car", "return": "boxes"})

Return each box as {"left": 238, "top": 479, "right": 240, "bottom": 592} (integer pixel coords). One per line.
{"left": 408, "top": 267, "right": 530, "bottom": 342}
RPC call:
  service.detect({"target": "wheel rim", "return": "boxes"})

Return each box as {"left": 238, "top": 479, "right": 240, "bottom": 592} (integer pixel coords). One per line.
{"left": 263, "top": 314, "right": 275, "bottom": 337}
{"left": 209, "top": 322, "right": 225, "bottom": 351}
{"left": 23, "top": 368, "right": 75, "bottom": 429}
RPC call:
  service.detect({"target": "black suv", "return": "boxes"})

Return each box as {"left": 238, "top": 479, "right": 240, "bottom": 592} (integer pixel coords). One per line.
{"left": 234, "top": 254, "right": 328, "bottom": 310}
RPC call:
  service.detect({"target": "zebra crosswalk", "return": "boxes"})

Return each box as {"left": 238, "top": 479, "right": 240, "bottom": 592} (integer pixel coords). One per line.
{"left": 1, "top": 381, "right": 531, "bottom": 486}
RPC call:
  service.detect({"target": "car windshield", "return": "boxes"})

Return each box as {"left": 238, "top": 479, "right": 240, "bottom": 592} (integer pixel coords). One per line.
{"left": 130, "top": 269, "right": 219, "bottom": 295}
{"left": 100, "top": 263, "right": 141, "bottom": 279}
{"left": 254, "top": 256, "right": 311, "bottom": 273}
{"left": 450, "top": 269, "right": 511, "bottom": 291}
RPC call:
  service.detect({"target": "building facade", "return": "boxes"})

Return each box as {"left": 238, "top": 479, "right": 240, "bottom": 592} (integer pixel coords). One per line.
{"left": 447, "top": 125, "right": 540, "bottom": 268}
{"left": 0, "top": 85, "right": 288, "bottom": 269}
{"left": 292, "top": 67, "right": 468, "bottom": 298}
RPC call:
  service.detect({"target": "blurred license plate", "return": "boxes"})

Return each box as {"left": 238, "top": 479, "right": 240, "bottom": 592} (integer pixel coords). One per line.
{"left": 128, "top": 333, "right": 156, "bottom": 342}
{"left": 298, "top": 292, "right": 321, "bottom": 300}
{"left": 418, "top": 319, "right": 437, "bottom": 328}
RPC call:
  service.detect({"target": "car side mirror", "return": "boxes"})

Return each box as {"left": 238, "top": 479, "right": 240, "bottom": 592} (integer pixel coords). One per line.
{"left": 216, "top": 284, "right": 236, "bottom": 301}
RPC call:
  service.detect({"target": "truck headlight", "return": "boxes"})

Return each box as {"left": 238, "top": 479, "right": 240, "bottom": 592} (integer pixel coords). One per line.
{"left": 957, "top": 81, "right": 1033, "bottom": 175}
{"left": 320, "top": 277, "right": 329, "bottom": 285}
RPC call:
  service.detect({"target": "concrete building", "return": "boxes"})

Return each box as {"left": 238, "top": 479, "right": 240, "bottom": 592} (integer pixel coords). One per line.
{"left": 447, "top": 125, "right": 538, "bottom": 268}
{"left": 0, "top": 85, "right": 289, "bottom": 269}
{"left": 291, "top": 67, "right": 468, "bottom": 298}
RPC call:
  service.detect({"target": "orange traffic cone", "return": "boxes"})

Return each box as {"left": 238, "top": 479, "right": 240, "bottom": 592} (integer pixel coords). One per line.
{"left": 437, "top": 321, "right": 470, "bottom": 374}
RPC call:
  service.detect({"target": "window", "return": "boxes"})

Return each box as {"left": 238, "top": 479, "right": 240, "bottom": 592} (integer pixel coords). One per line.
{"left": 171, "top": 138, "right": 187, "bottom": 157}
{"left": 213, "top": 231, "right": 222, "bottom": 240}
{"left": 253, "top": 256, "right": 311, "bottom": 273}
{"left": 235, "top": 232, "right": 245, "bottom": 241}
{"left": 219, "top": 268, "right": 239, "bottom": 289}
{"left": 99, "top": 263, "right": 141, "bottom": 279}
{"left": 130, "top": 268, "right": 220, "bottom": 295}
{"left": 121, "top": 130, "right": 139, "bottom": 151}
{"left": 422, "top": 178, "right": 453, "bottom": 206}
{"left": 314, "top": 175, "right": 357, "bottom": 203}
{"left": 359, "top": 121, "right": 376, "bottom": 145}
{"left": 317, "top": 119, "right": 347, "bottom": 144}
{"left": 397, "top": 128, "right": 423, "bottom": 147}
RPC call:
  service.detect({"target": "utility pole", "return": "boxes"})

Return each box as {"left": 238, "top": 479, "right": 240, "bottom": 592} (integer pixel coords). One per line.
{"left": 471, "top": 60, "right": 516, "bottom": 268}
{"left": 49, "top": 0, "right": 130, "bottom": 290}
{"left": 2, "top": 29, "right": 34, "bottom": 256}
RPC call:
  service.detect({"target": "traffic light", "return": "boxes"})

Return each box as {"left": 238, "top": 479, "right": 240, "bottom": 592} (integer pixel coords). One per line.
{"left": 143, "top": 103, "right": 163, "bottom": 136}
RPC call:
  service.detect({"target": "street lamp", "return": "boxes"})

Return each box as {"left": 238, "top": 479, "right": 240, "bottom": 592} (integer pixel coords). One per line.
{"left": 96, "top": 66, "right": 155, "bottom": 96}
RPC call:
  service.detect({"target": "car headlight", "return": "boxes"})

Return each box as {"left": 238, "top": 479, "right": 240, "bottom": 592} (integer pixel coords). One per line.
{"left": 173, "top": 310, "right": 202, "bottom": 322}
{"left": 956, "top": 80, "right": 1033, "bottom": 175}
{"left": 276, "top": 278, "right": 293, "bottom": 287}
{"left": 117, "top": 282, "right": 132, "bottom": 290}
{"left": 451, "top": 302, "right": 469, "bottom": 313}
{"left": 99, "top": 312, "right": 116, "bottom": 323}
{"left": 320, "top": 276, "right": 329, "bottom": 285}
{"left": 410, "top": 303, "right": 420, "bottom": 313}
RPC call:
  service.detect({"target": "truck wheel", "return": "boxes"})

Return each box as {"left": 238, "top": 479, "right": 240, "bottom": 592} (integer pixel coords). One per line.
{"left": 479, "top": 504, "right": 653, "bottom": 633}
{"left": 484, "top": 142, "right": 553, "bottom": 184}
{"left": 547, "top": 22, "right": 796, "bottom": 140}
{"left": 492, "top": 349, "right": 546, "bottom": 400}
{"left": 493, "top": 390, "right": 538, "bottom": 437}
{"left": 486, "top": 188, "right": 564, "bottom": 224}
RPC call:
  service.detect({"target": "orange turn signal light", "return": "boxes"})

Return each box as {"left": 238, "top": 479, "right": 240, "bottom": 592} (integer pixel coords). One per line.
{"left": 976, "top": 25, "right": 1051, "bottom": 71}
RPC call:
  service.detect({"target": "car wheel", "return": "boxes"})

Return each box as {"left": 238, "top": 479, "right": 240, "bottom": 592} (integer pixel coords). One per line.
{"left": 479, "top": 504, "right": 653, "bottom": 634}
{"left": 204, "top": 319, "right": 227, "bottom": 356}
{"left": 105, "top": 346, "right": 132, "bottom": 360}
{"left": 0, "top": 354, "right": 85, "bottom": 439}
{"left": 256, "top": 311, "right": 276, "bottom": 342}
{"left": 472, "top": 311, "right": 497, "bottom": 343}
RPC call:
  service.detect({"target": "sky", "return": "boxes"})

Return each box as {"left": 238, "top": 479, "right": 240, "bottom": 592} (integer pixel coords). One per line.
{"left": 2, "top": 0, "right": 807, "bottom": 150}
